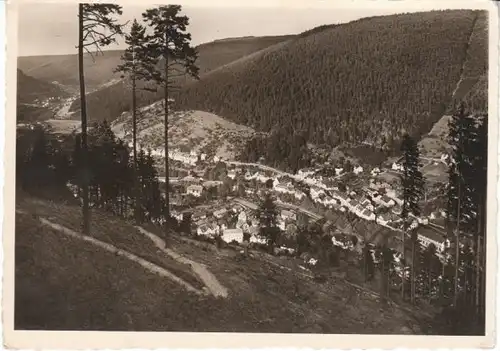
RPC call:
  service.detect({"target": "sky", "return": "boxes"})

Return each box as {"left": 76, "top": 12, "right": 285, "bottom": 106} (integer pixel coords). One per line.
{"left": 17, "top": 2, "right": 473, "bottom": 57}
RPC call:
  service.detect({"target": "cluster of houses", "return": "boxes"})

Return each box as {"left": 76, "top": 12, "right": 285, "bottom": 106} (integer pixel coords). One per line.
{"left": 161, "top": 146, "right": 450, "bottom": 260}
{"left": 185, "top": 203, "right": 304, "bottom": 247}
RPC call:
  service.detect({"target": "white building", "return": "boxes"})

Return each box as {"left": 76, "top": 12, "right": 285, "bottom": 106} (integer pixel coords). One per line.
{"left": 244, "top": 171, "right": 257, "bottom": 180}
{"left": 353, "top": 166, "right": 364, "bottom": 175}
{"left": 172, "top": 212, "right": 184, "bottom": 222}
{"left": 250, "top": 234, "right": 266, "bottom": 244}
{"left": 371, "top": 167, "right": 381, "bottom": 176}
{"left": 222, "top": 228, "right": 244, "bottom": 243}
{"left": 257, "top": 174, "right": 270, "bottom": 183}
{"left": 418, "top": 231, "right": 445, "bottom": 250}
{"left": 376, "top": 195, "right": 395, "bottom": 207}
{"left": 392, "top": 162, "right": 404, "bottom": 172}
{"left": 417, "top": 217, "right": 429, "bottom": 225}
{"left": 213, "top": 208, "right": 228, "bottom": 219}
{"left": 168, "top": 149, "right": 198, "bottom": 166}
{"left": 197, "top": 224, "right": 217, "bottom": 237}
{"left": 360, "top": 208, "right": 376, "bottom": 221}
{"left": 186, "top": 184, "right": 203, "bottom": 197}
{"left": 281, "top": 209, "right": 297, "bottom": 221}
{"left": 334, "top": 168, "right": 343, "bottom": 176}
{"left": 297, "top": 169, "right": 315, "bottom": 179}
{"left": 228, "top": 170, "right": 237, "bottom": 179}
{"left": 238, "top": 211, "right": 247, "bottom": 223}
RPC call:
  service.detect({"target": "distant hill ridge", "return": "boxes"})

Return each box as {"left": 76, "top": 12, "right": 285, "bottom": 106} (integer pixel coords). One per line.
{"left": 62, "top": 35, "right": 294, "bottom": 121}
{"left": 174, "top": 9, "right": 487, "bottom": 150}
{"left": 17, "top": 69, "right": 71, "bottom": 122}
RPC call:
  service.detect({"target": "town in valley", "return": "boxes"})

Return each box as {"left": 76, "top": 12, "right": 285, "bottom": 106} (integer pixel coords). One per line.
{"left": 12, "top": 2, "right": 490, "bottom": 339}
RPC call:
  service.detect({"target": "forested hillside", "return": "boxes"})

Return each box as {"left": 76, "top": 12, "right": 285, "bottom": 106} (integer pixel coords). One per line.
{"left": 17, "top": 69, "right": 70, "bottom": 122}
{"left": 175, "top": 10, "right": 486, "bottom": 151}
{"left": 18, "top": 51, "right": 124, "bottom": 92}
{"left": 66, "top": 35, "right": 294, "bottom": 122}
{"left": 449, "top": 11, "right": 488, "bottom": 112}
{"left": 17, "top": 69, "right": 69, "bottom": 105}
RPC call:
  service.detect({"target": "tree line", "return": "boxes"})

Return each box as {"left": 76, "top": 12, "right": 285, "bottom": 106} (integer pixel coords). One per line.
{"left": 16, "top": 121, "right": 168, "bottom": 226}
{"left": 73, "top": 4, "right": 199, "bottom": 240}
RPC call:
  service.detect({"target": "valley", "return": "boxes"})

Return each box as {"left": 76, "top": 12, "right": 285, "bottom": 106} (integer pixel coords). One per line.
{"left": 14, "top": 5, "right": 490, "bottom": 337}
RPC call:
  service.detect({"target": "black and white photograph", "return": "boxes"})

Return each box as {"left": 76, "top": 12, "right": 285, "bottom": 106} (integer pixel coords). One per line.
{"left": 4, "top": 0, "right": 499, "bottom": 348}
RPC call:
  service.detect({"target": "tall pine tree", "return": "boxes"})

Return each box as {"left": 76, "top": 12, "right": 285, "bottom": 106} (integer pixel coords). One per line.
{"left": 257, "top": 193, "right": 280, "bottom": 252}
{"left": 447, "top": 103, "right": 487, "bottom": 332}
{"left": 141, "top": 5, "right": 200, "bottom": 240}
{"left": 115, "top": 19, "right": 158, "bottom": 224}
{"left": 400, "top": 133, "right": 425, "bottom": 303}
{"left": 78, "top": 4, "right": 123, "bottom": 235}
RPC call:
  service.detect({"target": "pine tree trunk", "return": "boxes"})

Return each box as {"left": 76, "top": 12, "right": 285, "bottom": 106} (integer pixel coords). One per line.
{"left": 477, "top": 195, "right": 484, "bottom": 321}
{"left": 476, "top": 196, "right": 486, "bottom": 330}
{"left": 475, "top": 233, "right": 481, "bottom": 321}
{"left": 411, "top": 236, "right": 416, "bottom": 304}
{"left": 132, "top": 66, "right": 140, "bottom": 225}
{"left": 401, "top": 224, "right": 406, "bottom": 300}
{"left": 453, "top": 184, "right": 461, "bottom": 307}
{"left": 480, "top": 230, "right": 486, "bottom": 328}
{"left": 440, "top": 259, "right": 445, "bottom": 301}
{"left": 78, "top": 4, "right": 90, "bottom": 236}
{"left": 428, "top": 261, "right": 432, "bottom": 303}
{"left": 163, "top": 38, "right": 170, "bottom": 241}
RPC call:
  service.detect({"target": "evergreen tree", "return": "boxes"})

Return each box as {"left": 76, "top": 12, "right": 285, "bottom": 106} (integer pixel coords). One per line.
{"left": 447, "top": 103, "right": 474, "bottom": 308}
{"left": 78, "top": 3, "right": 124, "bottom": 234}
{"left": 141, "top": 5, "right": 200, "bottom": 240}
{"left": 400, "top": 133, "right": 425, "bottom": 303}
{"left": 257, "top": 193, "right": 280, "bottom": 252}
{"left": 420, "top": 243, "right": 440, "bottom": 302}
{"left": 361, "top": 243, "right": 375, "bottom": 282}
{"left": 115, "top": 19, "right": 157, "bottom": 224}
{"left": 447, "top": 104, "right": 487, "bottom": 332}
{"left": 472, "top": 113, "right": 487, "bottom": 330}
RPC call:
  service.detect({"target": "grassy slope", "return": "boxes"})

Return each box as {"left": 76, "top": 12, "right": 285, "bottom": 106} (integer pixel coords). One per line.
{"left": 175, "top": 10, "right": 480, "bottom": 148}
{"left": 17, "top": 195, "right": 204, "bottom": 290}
{"left": 15, "top": 194, "right": 430, "bottom": 333}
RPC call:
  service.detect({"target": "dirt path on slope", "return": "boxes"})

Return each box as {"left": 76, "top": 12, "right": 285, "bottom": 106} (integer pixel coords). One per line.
{"left": 136, "top": 226, "right": 229, "bottom": 298}
{"left": 16, "top": 210, "right": 204, "bottom": 295}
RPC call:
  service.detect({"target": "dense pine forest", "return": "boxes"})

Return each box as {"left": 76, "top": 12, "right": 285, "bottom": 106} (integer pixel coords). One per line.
{"left": 66, "top": 35, "right": 294, "bottom": 121}
{"left": 16, "top": 122, "right": 167, "bottom": 224}
{"left": 175, "top": 10, "right": 487, "bottom": 152}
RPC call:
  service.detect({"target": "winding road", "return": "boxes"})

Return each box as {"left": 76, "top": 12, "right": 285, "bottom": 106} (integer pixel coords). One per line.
{"left": 136, "top": 226, "right": 229, "bottom": 298}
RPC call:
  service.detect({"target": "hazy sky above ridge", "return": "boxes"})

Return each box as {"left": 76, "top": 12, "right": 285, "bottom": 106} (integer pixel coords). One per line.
{"left": 17, "top": 2, "right": 462, "bottom": 57}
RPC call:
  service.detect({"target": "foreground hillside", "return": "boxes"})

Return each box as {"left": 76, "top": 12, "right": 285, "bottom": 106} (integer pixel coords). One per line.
{"left": 15, "top": 194, "right": 430, "bottom": 333}
{"left": 175, "top": 10, "right": 486, "bottom": 151}
{"left": 111, "top": 104, "right": 257, "bottom": 160}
